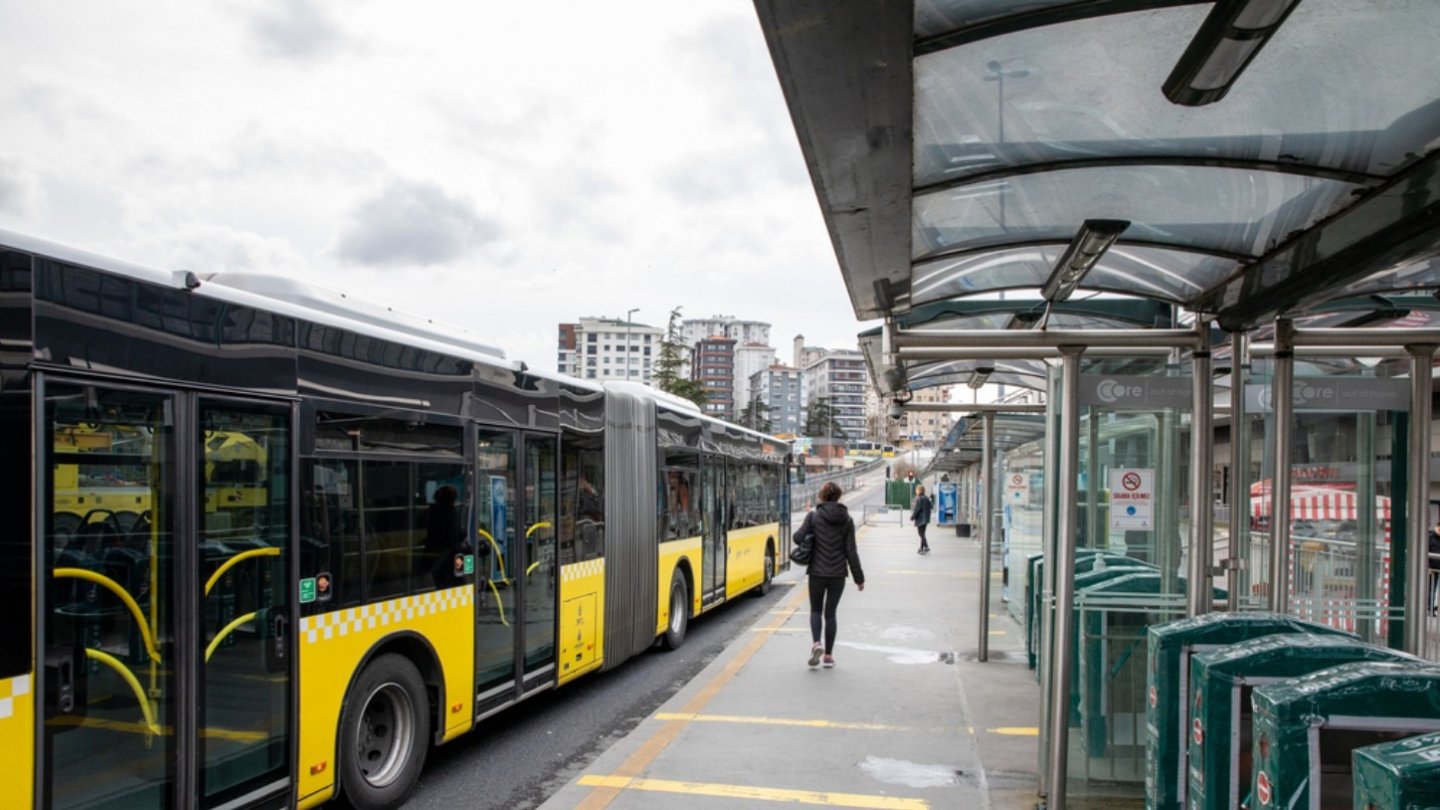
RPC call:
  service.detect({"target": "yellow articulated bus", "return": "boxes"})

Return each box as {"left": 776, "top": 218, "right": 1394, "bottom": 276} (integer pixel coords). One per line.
{"left": 0, "top": 230, "right": 792, "bottom": 810}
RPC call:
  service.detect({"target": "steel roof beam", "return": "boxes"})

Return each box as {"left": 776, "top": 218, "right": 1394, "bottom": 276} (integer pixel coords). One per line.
{"left": 894, "top": 327, "right": 1202, "bottom": 349}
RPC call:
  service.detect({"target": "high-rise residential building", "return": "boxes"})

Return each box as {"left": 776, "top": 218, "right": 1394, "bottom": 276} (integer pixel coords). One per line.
{"left": 750, "top": 364, "right": 805, "bottom": 435}
{"left": 802, "top": 349, "right": 867, "bottom": 440}
{"left": 733, "top": 342, "right": 777, "bottom": 411}
{"left": 682, "top": 316, "right": 774, "bottom": 408}
{"left": 792, "top": 334, "right": 829, "bottom": 371}
{"left": 683, "top": 316, "right": 770, "bottom": 348}
{"left": 557, "top": 316, "right": 663, "bottom": 383}
{"left": 902, "top": 385, "right": 955, "bottom": 444}
{"left": 692, "top": 336, "right": 737, "bottom": 418}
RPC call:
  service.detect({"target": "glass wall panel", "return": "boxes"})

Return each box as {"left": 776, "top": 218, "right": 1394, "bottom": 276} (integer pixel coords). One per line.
{"left": 1249, "top": 360, "right": 1406, "bottom": 642}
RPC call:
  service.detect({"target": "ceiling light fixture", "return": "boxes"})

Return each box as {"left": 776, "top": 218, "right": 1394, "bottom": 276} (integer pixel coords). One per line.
{"left": 1040, "top": 219, "right": 1130, "bottom": 302}
{"left": 1004, "top": 311, "right": 1042, "bottom": 330}
{"left": 1163, "top": 0, "right": 1303, "bottom": 106}
{"left": 967, "top": 367, "right": 993, "bottom": 389}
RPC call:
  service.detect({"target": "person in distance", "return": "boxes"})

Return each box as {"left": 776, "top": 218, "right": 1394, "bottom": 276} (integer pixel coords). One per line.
{"left": 910, "top": 484, "right": 933, "bottom": 555}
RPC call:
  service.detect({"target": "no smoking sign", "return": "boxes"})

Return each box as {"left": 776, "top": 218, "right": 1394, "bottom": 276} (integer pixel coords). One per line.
{"left": 1107, "top": 468, "right": 1154, "bottom": 530}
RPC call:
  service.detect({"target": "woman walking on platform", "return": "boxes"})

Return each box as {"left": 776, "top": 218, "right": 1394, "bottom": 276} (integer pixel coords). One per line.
{"left": 911, "top": 484, "right": 933, "bottom": 554}
{"left": 796, "top": 481, "right": 865, "bottom": 668}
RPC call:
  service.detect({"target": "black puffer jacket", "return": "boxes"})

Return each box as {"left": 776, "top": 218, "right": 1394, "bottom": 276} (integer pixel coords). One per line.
{"left": 799, "top": 501, "right": 864, "bottom": 584}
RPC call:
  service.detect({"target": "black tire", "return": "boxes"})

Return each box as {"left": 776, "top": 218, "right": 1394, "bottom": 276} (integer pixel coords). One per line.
{"left": 755, "top": 549, "right": 774, "bottom": 596}
{"left": 659, "top": 574, "right": 690, "bottom": 650}
{"left": 339, "top": 653, "right": 431, "bottom": 810}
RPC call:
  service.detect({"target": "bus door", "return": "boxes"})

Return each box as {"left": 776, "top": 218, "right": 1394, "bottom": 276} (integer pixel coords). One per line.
{"left": 520, "top": 434, "right": 557, "bottom": 692}
{"left": 701, "top": 460, "right": 726, "bottom": 606}
{"left": 41, "top": 381, "right": 294, "bottom": 809}
{"left": 473, "top": 428, "right": 518, "bottom": 711}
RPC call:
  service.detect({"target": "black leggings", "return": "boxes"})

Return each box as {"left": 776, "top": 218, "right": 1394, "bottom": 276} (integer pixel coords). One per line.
{"left": 809, "top": 576, "right": 847, "bottom": 654}
{"left": 917, "top": 523, "right": 929, "bottom": 546}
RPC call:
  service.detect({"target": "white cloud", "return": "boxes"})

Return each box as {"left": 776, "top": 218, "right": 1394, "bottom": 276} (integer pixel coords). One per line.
{"left": 335, "top": 178, "right": 501, "bottom": 267}
{"left": 0, "top": 156, "right": 45, "bottom": 217}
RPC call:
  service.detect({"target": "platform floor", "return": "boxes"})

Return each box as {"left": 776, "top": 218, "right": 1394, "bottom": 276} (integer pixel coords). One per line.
{"left": 540, "top": 483, "right": 1050, "bottom": 810}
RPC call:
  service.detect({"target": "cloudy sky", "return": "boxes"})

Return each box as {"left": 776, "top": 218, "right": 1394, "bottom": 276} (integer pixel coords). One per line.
{"left": 0, "top": 0, "right": 874, "bottom": 370}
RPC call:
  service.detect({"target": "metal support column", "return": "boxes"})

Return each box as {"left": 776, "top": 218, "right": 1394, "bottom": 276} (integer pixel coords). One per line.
{"left": 1227, "top": 331, "right": 1248, "bottom": 610}
{"left": 979, "top": 411, "right": 994, "bottom": 661}
{"left": 1188, "top": 344, "right": 1214, "bottom": 615}
{"left": 1356, "top": 413, "right": 1377, "bottom": 642}
{"left": 1404, "top": 344, "right": 1435, "bottom": 656}
{"left": 1046, "top": 347, "right": 1083, "bottom": 809}
{"left": 1267, "top": 320, "right": 1295, "bottom": 613}
{"left": 1037, "top": 368, "right": 1059, "bottom": 796}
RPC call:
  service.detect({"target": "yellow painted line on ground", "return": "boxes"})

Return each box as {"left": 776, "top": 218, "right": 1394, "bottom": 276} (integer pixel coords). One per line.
{"left": 655, "top": 712, "right": 905, "bottom": 732}
{"left": 988, "top": 630, "right": 1007, "bottom": 636}
{"left": 987, "top": 726, "right": 1040, "bottom": 736}
{"left": 753, "top": 626, "right": 806, "bottom": 633}
{"left": 576, "top": 585, "right": 810, "bottom": 810}
{"left": 578, "top": 775, "right": 928, "bottom": 809}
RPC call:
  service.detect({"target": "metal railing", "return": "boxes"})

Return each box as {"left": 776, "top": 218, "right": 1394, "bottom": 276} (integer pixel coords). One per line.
{"left": 790, "top": 457, "right": 886, "bottom": 509}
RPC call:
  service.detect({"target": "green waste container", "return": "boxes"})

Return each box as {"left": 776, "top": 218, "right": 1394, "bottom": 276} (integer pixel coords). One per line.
{"left": 1352, "top": 730, "right": 1440, "bottom": 810}
{"left": 1186, "top": 634, "right": 1412, "bottom": 810}
{"left": 1252, "top": 662, "right": 1440, "bottom": 810}
{"left": 1048, "top": 563, "right": 1162, "bottom": 725}
{"left": 886, "top": 480, "right": 914, "bottom": 510}
{"left": 1078, "top": 573, "right": 1226, "bottom": 764}
{"left": 1145, "top": 613, "right": 1354, "bottom": 810}
{"left": 1027, "top": 550, "right": 1152, "bottom": 670}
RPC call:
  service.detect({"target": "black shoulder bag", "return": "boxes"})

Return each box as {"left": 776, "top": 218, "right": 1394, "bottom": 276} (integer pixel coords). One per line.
{"left": 789, "top": 514, "right": 814, "bottom": 565}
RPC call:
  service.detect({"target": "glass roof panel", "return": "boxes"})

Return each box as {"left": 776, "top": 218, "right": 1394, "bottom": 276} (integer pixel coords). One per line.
{"left": 912, "top": 243, "right": 1240, "bottom": 305}
{"left": 913, "top": 165, "right": 1359, "bottom": 260}
{"left": 914, "top": 0, "right": 1074, "bottom": 39}
{"left": 914, "top": 1, "right": 1440, "bottom": 187}
{"left": 1291, "top": 253, "right": 1440, "bottom": 313}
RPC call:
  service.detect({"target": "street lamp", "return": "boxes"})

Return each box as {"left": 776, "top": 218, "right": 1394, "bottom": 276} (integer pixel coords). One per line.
{"left": 625, "top": 307, "right": 640, "bottom": 381}
{"left": 982, "top": 59, "right": 1030, "bottom": 233}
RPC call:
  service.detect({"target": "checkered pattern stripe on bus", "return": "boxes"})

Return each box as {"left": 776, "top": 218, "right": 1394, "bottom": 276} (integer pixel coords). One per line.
{"left": 562, "top": 559, "right": 605, "bottom": 583}
{"left": 299, "top": 587, "right": 473, "bottom": 645}
{"left": 0, "top": 674, "right": 31, "bottom": 720}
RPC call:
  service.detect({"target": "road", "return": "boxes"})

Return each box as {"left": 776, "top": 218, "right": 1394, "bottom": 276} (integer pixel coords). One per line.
{"left": 390, "top": 472, "right": 888, "bottom": 809}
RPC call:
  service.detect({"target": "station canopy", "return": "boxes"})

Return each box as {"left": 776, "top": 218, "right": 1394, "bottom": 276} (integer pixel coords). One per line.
{"left": 930, "top": 412, "right": 1047, "bottom": 473}
{"left": 755, "top": 0, "right": 1440, "bottom": 397}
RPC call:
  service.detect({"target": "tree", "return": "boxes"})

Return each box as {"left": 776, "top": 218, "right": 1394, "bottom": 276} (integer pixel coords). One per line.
{"left": 654, "top": 306, "right": 707, "bottom": 407}
{"left": 804, "top": 396, "right": 841, "bottom": 439}
{"left": 737, "top": 396, "right": 773, "bottom": 433}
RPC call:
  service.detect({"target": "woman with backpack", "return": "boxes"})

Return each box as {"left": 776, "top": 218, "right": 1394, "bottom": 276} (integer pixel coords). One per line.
{"left": 793, "top": 481, "right": 865, "bottom": 668}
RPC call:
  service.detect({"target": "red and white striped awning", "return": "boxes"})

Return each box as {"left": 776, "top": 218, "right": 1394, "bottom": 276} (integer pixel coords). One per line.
{"left": 1251, "top": 484, "right": 1392, "bottom": 523}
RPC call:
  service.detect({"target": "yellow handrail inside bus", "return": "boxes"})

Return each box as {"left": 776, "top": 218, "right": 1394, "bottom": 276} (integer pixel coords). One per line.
{"left": 84, "top": 648, "right": 161, "bottom": 738}
{"left": 486, "top": 580, "right": 509, "bottom": 627}
{"left": 477, "top": 528, "right": 507, "bottom": 582}
{"left": 204, "top": 547, "right": 281, "bottom": 596}
{"left": 54, "top": 567, "right": 161, "bottom": 662}
{"left": 205, "top": 611, "right": 259, "bottom": 662}
{"left": 522, "top": 522, "right": 550, "bottom": 577}
{"left": 476, "top": 528, "right": 510, "bottom": 626}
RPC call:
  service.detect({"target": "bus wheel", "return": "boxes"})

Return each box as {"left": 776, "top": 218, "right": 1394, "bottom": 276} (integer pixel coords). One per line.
{"left": 660, "top": 574, "right": 689, "bottom": 650}
{"left": 340, "top": 654, "right": 430, "bottom": 810}
{"left": 755, "top": 550, "right": 774, "bottom": 596}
